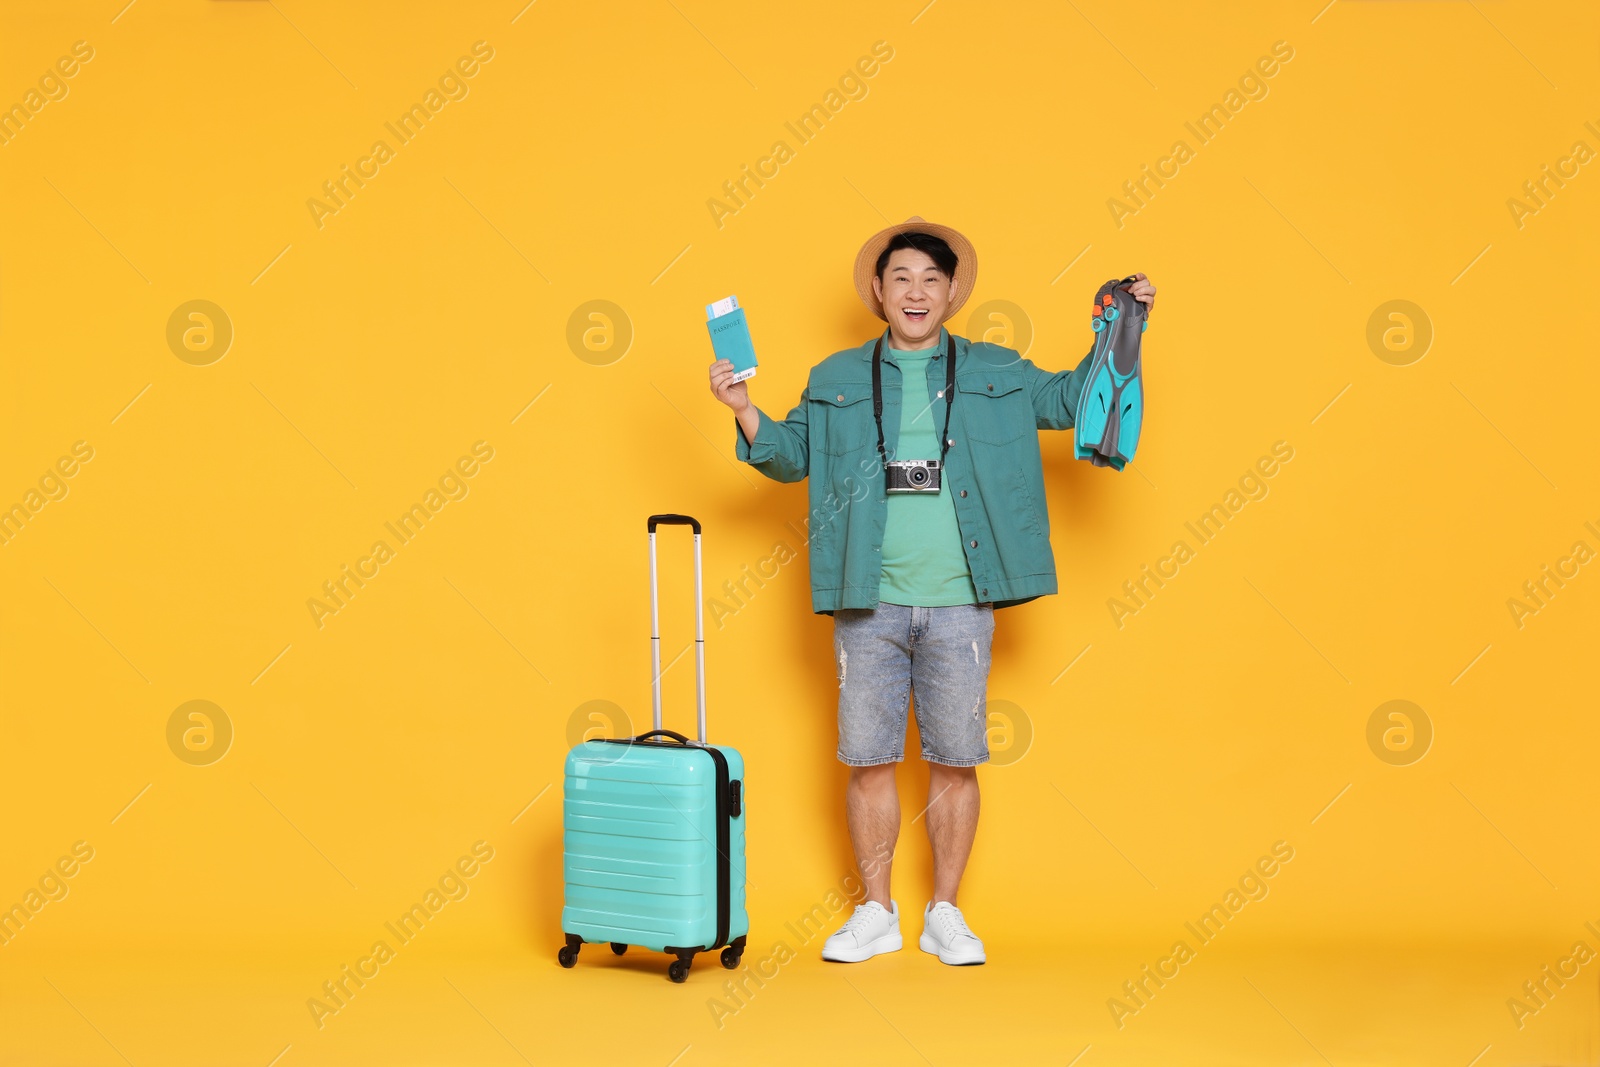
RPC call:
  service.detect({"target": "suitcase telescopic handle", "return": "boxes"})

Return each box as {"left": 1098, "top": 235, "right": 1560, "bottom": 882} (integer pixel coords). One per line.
{"left": 647, "top": 514, "right": 702, "bottom": 534}
{"left": 646, "top": 513, "right": 706, "bottom": 743}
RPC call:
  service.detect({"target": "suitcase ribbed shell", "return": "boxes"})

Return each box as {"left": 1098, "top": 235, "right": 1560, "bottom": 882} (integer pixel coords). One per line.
{"left": 562, "top": 739, "right": 748, "bottom": 952}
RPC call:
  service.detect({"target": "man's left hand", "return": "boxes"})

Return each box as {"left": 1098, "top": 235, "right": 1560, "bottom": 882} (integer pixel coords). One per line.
{"left": 1123, "top": 272, "right": 1156, "bottom": 310}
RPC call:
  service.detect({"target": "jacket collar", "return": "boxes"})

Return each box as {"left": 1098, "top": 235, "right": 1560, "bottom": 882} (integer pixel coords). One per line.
{"left": 862, "top": 325, "right": 953, "bottom": 365}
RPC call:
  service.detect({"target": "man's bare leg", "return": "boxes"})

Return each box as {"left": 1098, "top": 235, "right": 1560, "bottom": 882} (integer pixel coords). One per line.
{"left": 926, "top": 763, "right": 980, "bottom": 905}
{"left": 846, "top": 763, "right": 899, "bottom": 907}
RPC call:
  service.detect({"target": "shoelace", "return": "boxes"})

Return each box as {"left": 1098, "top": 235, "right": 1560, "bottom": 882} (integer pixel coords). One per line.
{"left": 933, "top": 905, "right": 977, "bottom": 943}
{"left": 838, "top": 903, "right": 884, "bottom": 937}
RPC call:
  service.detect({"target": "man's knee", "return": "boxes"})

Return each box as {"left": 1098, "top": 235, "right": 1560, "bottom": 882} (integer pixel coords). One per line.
{"left": 850, "top": 762, "right": 897, "bottom": 787}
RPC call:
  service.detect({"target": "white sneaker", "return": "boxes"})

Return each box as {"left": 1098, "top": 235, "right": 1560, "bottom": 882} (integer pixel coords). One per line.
{"left": 919, "top": 900, "right": 986, "bottom": 965}
{"left": 821, "top": 900, "right": 902, "bottom": 962}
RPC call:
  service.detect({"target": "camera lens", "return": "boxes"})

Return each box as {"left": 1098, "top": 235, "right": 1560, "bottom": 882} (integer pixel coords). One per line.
{"left": 908, "top": 466, "right": 928, "bottom": 486}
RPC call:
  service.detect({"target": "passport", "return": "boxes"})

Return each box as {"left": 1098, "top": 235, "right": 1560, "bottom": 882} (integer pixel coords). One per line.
{"left": 706, "top": 295, "right": 758, "bottom": 383}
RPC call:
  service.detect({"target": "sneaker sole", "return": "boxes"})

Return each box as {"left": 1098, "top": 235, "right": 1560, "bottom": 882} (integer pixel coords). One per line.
{"left": 919, "top": 931, "right": 986, "bottom": 965}
{"left": 821, "top": 930, "right": 903, "bottom": 963}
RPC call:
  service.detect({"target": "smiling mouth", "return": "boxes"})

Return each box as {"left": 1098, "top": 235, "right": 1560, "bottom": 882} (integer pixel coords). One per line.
{"left": 901, "top": 308, "right": 929, "bottom": 322}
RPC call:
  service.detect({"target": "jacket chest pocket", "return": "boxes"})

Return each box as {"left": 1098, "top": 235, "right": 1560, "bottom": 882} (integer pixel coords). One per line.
{"left": 814, "top": 383, "right": 874, "bottom": 456}
{"left": 956, "top": 373, "right": 1029, "bottom": 446}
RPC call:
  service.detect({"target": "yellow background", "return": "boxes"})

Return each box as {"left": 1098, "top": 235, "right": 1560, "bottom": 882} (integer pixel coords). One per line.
{"left": 3, "top": 1, "right": 1597, "bottom": 1064}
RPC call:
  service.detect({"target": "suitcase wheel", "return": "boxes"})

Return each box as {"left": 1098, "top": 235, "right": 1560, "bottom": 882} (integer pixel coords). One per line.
{"left": 668, "top": 959, "right": 691, "bottom": 983}
{"left": 720, "top": 946, "right": 742, "bottom": 969}
{"left": 557, "top": 945, "right": 577, "bottom": 968}
{"left": 610, "top": 942, "right": 628, "bottom": 955}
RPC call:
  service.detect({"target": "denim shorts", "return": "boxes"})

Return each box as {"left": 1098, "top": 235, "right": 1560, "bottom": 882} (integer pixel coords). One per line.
{"left": 832, "top": 601, "right": 995, "bottom": 767}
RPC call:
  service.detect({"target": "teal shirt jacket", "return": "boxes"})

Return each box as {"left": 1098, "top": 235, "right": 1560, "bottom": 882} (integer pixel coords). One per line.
{"left": 733, "top": 325, "right": 1107, "bottom": 615}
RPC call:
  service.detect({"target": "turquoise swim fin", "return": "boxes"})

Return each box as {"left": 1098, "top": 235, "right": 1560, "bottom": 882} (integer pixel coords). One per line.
{"left": 1074, "top": 275, "right": 1147, "bottom": 471}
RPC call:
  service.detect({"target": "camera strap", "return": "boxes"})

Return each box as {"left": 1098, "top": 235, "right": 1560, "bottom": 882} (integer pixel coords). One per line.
{"left": 872, "top": 331, "right": 956, "bottom": 470}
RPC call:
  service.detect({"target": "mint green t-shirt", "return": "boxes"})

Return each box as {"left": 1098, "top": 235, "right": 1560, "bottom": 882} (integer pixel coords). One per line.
{"left": 878, "top": 344, "right": 978, "bottom": 606}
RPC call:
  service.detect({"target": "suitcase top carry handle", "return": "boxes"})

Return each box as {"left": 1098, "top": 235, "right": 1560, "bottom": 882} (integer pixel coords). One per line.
{"left": 632, "top": 729, "right": 691, "bottom": 744}
{"left": 647, "top": 513, "right": 706, "bottom": 743}
{"left": 647, "top": 513, "right": 702, "bottom": 534}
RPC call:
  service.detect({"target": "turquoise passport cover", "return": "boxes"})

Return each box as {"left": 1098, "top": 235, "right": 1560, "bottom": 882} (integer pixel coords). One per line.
{"left": 707, "top": 304, "right": 758, "bottom": 383}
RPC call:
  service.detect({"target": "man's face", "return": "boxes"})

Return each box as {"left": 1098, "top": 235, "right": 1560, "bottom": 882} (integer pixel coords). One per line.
{"left": 872, "top": 247, "right": 956, "bottom": 347}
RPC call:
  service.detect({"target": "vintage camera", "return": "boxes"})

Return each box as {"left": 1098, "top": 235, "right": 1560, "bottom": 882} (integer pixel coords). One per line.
{"left": 885, "top": 458, "right": 942, "bottom": 494}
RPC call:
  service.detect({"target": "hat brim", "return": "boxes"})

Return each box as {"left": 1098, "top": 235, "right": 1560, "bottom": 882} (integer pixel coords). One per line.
{"left": 854, "top": 216, "right": 977, "bottom": 324}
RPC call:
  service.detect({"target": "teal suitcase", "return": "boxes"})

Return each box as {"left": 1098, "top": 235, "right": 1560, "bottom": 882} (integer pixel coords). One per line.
{"left": 559, "top": 514, "right": 749, "bottom": 982}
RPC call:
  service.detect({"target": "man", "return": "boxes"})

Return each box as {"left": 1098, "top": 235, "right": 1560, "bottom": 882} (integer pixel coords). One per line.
{"left": 707, "top": 217, "right": 1156, "bottom": 965}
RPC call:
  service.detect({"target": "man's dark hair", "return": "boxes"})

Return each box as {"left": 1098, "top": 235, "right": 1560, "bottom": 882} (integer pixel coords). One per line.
{"left": 875, "top": 231, "right": 957, "bottom": 280}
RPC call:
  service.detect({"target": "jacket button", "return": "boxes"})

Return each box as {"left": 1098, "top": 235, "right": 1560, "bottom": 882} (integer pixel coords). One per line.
{"left": 947, "top": 438, "right": 955, "bottom": 447}
{"left": 836, "top": 393, "right": 845, "bottom": 402}
{"left": 959, "top": 489, "right": 967, "bottom": 498}
{"left": 982, "top": 589, "right": 988, "bottom": 596}
{"left": 970, "top": 539, "right": 978, "bottom": 548}
{"left": 986, "top": 383, "right": 993, "bottom": 391}
{"left": 936, "top": 390, "right": 943, "bottom": 398}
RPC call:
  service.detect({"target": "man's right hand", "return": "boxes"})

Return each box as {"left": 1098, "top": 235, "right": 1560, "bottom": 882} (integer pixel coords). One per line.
{"left": 709, "top": 359, "right": 751, "bottom": 413}
{"left": 710, "top": 358, "right": 763, "bottom": 447}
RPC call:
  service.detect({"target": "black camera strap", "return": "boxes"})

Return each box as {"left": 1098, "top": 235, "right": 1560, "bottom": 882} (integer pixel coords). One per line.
{"left": 872, "top": 331, "right": 956, "bottom": 470}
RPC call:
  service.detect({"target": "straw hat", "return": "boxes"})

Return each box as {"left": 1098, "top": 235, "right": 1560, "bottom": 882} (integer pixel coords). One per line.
{"left": 853, "top": 216, "right": 978, "bottom": 323}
